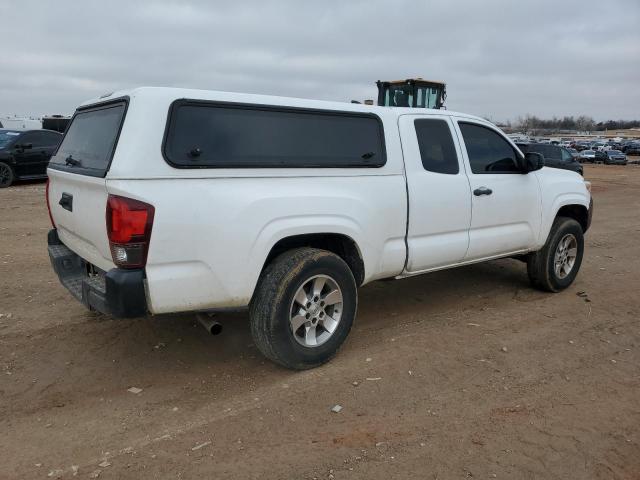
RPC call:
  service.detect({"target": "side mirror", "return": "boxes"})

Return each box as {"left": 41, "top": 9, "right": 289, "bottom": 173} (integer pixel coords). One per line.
{"left": 523, "top": 152, "right": 544, "bottom": 173}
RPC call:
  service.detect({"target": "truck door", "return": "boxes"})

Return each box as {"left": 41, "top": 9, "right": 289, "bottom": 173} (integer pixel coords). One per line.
{"left": 453, "top": 119, "right": 541, "bottom": 260}
{"left": 399, "top": 114, "right": 472, "bottom": 273}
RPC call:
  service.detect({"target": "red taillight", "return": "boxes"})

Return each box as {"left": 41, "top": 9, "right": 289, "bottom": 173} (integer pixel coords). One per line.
{"left": 45, "top": 179, "right": 56, "bottom": 228}
{"left": 106, "top": 195, "right": 154, "bottom": 269}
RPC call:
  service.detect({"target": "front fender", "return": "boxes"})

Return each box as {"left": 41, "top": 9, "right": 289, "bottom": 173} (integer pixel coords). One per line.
{"left": 538, "top": 192, "right": 591, "bottom": 246}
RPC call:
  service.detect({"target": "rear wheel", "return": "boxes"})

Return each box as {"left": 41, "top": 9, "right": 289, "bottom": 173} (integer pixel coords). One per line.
{"left": 249, "top": 247, "right": 357, "bottom": 370}
{"left": 527, "top": 216, "right": 584, "bottom": 292}
{"left": 0, "top": 162, "right": 14, "bottom": 188}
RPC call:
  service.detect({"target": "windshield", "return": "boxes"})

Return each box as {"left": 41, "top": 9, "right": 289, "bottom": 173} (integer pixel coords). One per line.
{"left": 384, "top": 85, "right": 413, "bottom": 107}
{"left": 50, "top": 102, "right": 126, "bottom": 176}
{"left": 415, "top": 86, "right": 442, "bottom": 108}
{"left": 0, "top": 130, "right": 21, "bottom": 148}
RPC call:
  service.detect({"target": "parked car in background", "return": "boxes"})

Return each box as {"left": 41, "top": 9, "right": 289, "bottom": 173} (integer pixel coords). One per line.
{"left": 574, "top": 142, "right": 591, "bottom": 152}
{"left": 578, "top": 150, "right": 595, "bottom": 163}
{"left": 623, "top": 143, "right": 640, "bottom": 155}
{"left": 578, "top": 149, "right": 607, "bottom": 163}
{"left": 605, "top": 150, "right": 627, "bottom": 165}
{"left": 594, "top": 150, "right": 608, "bottom": 162}
{"left": 0, "top": 129, "right": 62, "bottom": 187}
{"left": 0, "top": 117, "right": 42, "bottom": 130}
{"left": 517, "top": 142, "right": 583, "bottom": 176}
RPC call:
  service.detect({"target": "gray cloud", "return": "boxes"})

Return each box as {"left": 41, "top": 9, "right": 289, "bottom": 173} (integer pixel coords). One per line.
{"left": 1, "top": 0, "right": 639, "bottom": 121}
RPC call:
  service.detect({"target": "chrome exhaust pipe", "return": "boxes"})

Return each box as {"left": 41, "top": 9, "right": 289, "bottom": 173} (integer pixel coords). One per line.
{"left": 196, "top": 313, "right": 223, "bottom": 335}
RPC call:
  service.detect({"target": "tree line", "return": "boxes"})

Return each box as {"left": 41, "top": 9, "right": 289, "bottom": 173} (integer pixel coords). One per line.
{"left": 497, "top": 115, "right": 640, "bottom": 133}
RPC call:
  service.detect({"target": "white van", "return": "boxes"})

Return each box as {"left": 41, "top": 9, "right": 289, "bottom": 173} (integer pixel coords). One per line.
{"left": 0, "top": 117, "right": 42, "bottom": 130}
{"left": 47, "top": 87, "right": 592, "bottom": 369}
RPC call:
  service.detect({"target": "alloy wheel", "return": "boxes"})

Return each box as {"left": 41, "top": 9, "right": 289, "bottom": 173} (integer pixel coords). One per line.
{"left": 554, "top": 233, "right": 578, "bottom": 279}
{"left": 0, "top": 164, "right": 11, "bottom": 187}
{"left": 289, "top": 274, "right": 343, "bottom": 347}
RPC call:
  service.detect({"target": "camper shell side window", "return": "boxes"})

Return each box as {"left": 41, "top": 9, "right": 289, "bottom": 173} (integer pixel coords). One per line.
{"left": 162, "top": 100, "right": 387, "bottom": 169}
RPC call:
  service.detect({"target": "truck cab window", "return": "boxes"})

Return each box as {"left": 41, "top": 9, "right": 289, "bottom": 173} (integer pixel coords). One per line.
{"left": 414, "top": 119, "right": 459, "bottom": 174}
{"left": 459, "top": 123, "right": 520, "bottom": 174}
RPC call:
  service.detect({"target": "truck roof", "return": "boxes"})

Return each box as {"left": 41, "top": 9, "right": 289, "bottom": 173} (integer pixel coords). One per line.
{"left": 80, "top": 86, "right": 485, "bottom": 123}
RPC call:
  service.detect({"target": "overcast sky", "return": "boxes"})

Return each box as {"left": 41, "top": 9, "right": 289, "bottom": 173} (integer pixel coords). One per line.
{"left": 1, "top": 0, "right": 639, "bottom": 122}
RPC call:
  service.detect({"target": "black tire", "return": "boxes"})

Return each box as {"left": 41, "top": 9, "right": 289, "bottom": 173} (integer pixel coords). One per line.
{"left": 527, "top": 216, "right": 584, "bottom": 292}
{"left": 0, "top": 162, "right": 14, "bottom": 188}
{"left": 249, "top": 247, "right": 357, "bottom": 370}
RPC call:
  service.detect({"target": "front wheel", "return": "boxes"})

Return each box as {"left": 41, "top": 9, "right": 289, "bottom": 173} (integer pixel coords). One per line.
{"left": 249, "top": 248, "right": 357, "bottom": 370}
{"left": 0, "top": 162, "right": 14, "bottom": 188}
{"left": 527, "top": 217, "right": 584, "bottom": 292}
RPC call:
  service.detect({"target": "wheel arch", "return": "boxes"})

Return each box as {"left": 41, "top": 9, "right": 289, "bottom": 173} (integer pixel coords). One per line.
{"left": 556, "top": 203, "right": 590, "bottom": 232}
{"left": 261, "top": 232, "right": 365, "bottom": 287}
{"left": 538, "top": 193, "right": 590, "bottom": 247}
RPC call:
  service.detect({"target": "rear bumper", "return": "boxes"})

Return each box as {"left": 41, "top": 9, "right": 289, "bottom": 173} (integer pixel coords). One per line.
{"left": 47, "top": 229, "right": 148, "bottom": 318}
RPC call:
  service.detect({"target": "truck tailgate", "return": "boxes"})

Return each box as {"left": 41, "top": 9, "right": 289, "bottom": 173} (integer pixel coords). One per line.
{"left": 48, "top": 168, "right": 114, "bottom": 271}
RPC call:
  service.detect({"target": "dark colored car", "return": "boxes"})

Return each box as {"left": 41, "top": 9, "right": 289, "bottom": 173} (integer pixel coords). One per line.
{"left": 517, "top": 142, "right": 583, "bottom": 176}
{"left": 578, "top": 149, "right": 608, "bottom": 163}
{"left": 0, "top": 129, "right": 62, "bottom": 187}
{"left": 605, "top": 150, "right": 627, "bottom": 165}
{"left": 623, "top": 143, "right": 640, "bottom": 155}
{"left": 574, "top": 142, "right": 591, "bottom": 152}
{"left": 42, "top": 115, "right": 71, "bottom": 133}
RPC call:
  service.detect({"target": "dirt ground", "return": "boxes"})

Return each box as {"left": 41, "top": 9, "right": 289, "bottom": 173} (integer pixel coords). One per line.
{"left": 1, "top": 165, "right": 639, "bottom": 480}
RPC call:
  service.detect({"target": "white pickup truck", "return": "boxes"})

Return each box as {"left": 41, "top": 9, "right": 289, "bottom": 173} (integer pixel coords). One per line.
{"left": 47, "top": 87, "right": 592, "bottom": 369}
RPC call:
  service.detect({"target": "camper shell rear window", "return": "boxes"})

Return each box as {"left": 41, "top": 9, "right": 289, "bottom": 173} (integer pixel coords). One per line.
{"left": 163, "top": 100, "right": 386, "bottom": 168}
{"left": 49, "top": 98, "right": 128, "bottom": 177}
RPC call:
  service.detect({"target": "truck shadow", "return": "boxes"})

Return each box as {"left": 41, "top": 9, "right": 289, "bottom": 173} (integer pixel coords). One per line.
{"left": 145, "top": 257, "right": 533, "bottom": 364}
{"left": 72, "top": 258, "right": 533, "bottom": 375}
{"left": 8, "top": 258, "right": 537, "bottom": 417}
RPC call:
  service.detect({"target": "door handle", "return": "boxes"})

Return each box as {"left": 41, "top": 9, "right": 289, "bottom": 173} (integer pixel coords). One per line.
{"left": 473, "top": 187, "right": 493, "bottom": 196}
{"left": 59, "top": 192, "right": 73, "bottom": 212}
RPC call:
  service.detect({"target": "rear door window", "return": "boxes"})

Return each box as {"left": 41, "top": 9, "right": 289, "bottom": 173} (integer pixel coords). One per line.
{"left": 50, "top": 101, "right": 127, "bottom": 177}
{"left": 163, "top": 101, "right": 386, "bottom": 168}
{"left": 414, "top": 119, "right": 459, "bottom": 174}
